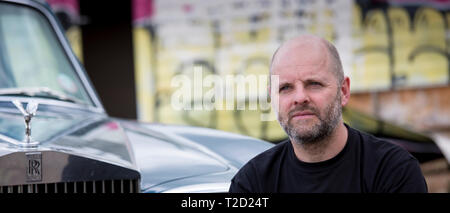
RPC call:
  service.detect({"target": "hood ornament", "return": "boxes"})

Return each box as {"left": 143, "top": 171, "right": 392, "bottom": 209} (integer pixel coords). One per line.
{"left": 12, "top": 100, "right": 39, "bottom": 148}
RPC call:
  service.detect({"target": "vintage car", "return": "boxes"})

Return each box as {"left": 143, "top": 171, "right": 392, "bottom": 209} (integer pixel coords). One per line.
{"left": 1, "top": 0, "right": 444, "bottom": 194}
{"left": 0, "top": 0, "right": 274, "bottom": 193}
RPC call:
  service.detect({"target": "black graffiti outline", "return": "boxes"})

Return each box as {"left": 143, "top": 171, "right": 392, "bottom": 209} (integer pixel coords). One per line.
{"left": 355, "top": 4, "right": 449, "bottom": 88}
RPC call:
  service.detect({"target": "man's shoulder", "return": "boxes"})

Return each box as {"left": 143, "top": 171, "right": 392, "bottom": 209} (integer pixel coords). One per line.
{"left": 230, "top": 139, "right": 290, "bottom": 192}
{"left": 349, "top": 126, "right": 417, "bottom": 163}
{"left": 348, "top": 126, "right": 427, "bottom": 192}
{"left": 240, "top": 139, "right": 290, "bottom": 173}
{"left": 250, "top": 139, "right": 290, "bottom": 162}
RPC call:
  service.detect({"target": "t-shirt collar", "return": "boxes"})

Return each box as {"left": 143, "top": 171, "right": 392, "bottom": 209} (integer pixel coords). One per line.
{"left": 287, "top": 123, "right": 354, "bottom": 172}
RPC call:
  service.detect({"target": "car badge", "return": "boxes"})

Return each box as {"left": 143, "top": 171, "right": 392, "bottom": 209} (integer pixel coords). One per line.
{"left": 26, "top": 152, "right": 42, "bottom": 182}
{"left": 12, "top": 100, "right": 40, "bottom": 148}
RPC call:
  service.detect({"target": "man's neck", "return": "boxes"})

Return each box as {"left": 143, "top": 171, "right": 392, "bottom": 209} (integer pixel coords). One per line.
{"left": 291, "top": 122, "right": 348, "bottom": 163}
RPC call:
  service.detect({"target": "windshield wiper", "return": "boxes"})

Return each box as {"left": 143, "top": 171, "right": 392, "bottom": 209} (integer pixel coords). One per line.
{"left": 0, "top": 87, "right": 85, "bottom": 104}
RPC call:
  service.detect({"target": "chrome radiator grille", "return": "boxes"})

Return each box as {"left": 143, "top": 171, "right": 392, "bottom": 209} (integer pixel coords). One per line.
{"left": 0, "top": 179, "right": 140, "bottom": 193}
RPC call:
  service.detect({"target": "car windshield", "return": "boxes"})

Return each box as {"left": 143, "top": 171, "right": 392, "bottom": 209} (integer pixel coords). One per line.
{"left": 0, "top": 2, "right": 93, "bottom": 106}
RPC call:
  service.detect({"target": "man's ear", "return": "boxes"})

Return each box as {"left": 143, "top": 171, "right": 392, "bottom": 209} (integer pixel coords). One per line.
{"left": 340, "top": 76, "right": 350, "bottom": 106}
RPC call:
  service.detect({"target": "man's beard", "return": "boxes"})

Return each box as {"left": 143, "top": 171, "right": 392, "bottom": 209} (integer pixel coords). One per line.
{"left": 278, "top": 90, "right": 342, "bottom": 146}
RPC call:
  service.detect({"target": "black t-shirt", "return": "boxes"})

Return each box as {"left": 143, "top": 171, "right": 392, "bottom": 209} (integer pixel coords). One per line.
{"left": 229, "top": 124, "right": 428, "bottom": 193}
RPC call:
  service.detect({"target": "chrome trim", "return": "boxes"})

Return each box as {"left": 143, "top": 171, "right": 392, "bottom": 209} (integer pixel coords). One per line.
{"left": 111, "top": 180, "right": 114, "bottom": 193}
{"left": 130, "top": 180, "right": 133, "bottom": 193}
{"left": 0, "top": 151, "right": 140, "bottom": 186}
{"left": 0, "top": 0, "right": 106, "bottom": 113}
{"left": 0, "top": 105, "right": 107, "bottom": 149}
{"left": 12, "top": 100, "right": 40, "bottom": 148}
{"left": 0, "top": 134, "right": 23, "bottom": 146}
{"left": 0, "top": 179, "right": 139, "bottom": 193}
{"left": 0, "top": 96, "right": 105, "bottom": 114}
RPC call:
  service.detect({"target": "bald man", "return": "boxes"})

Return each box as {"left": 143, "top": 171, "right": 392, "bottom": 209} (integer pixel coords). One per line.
{"left": 229, "top": 35, "right": 427, "bottom": 193}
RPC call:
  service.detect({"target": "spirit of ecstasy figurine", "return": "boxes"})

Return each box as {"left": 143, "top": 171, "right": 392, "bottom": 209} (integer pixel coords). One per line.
{"left": 12, "top": 100, "right": 39, "bottom": 147}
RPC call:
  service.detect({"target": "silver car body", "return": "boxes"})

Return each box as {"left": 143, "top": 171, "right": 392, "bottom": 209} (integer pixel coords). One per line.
{"left": 0, "top": 0, "right": 273, "bottom": 193}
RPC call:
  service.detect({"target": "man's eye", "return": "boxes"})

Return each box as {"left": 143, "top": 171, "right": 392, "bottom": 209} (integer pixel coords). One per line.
{"left": 309, "top": 82, "right": 322, "bottom": 87}
{"left": 279, "top": 85, "right": 290, "bottom": 92}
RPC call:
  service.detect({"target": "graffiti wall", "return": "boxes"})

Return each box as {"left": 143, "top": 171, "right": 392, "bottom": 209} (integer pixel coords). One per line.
{"left": 132, "top": 0, "right": 449, "bottom": 142}
{"left": 352, "top": 0, "right": 449, "bottom": 90}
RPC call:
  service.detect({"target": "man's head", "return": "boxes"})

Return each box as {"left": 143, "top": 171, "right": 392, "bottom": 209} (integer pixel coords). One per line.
{"left": 269, "top": 34, "right": 350, "bottom": 145}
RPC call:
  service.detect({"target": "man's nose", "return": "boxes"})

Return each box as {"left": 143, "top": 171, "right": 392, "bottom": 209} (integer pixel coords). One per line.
{"left": 293, "top": 86, "right": 309, "bottom": 105}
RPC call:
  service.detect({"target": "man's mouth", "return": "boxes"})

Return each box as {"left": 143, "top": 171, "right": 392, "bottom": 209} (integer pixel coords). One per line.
{"left": 290, "top": 111, "right": 316, "bottom": 120}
